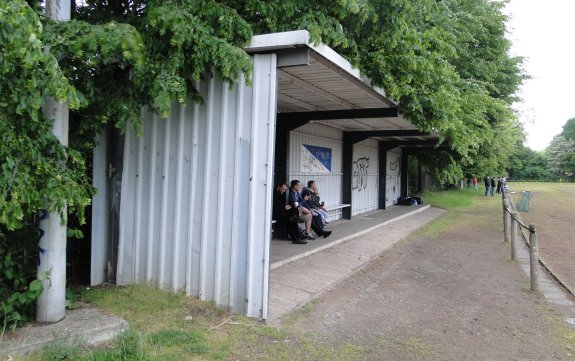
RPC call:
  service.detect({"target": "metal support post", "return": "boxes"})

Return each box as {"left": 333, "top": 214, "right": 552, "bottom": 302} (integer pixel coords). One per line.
{"left": 37, "top": 0, "right": 71, "bottom": 323}
{"left": 529, "top": 223, "right": 539, "bottom": 292}
{"left": 509, "top": 210, "right": 517, "bottom": 261}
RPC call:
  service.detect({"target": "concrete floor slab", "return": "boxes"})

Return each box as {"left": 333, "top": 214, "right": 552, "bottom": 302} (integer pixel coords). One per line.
{"left": 271, "top": 205, "right": 431, "bottom": 269}
{"left": 267, "top": 206, "right": 444, "bottom": 324}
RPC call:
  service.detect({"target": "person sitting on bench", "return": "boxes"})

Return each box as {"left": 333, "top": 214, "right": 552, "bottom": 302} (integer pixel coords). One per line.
{"left": 306, "top": 180, "right": 329, "bottom": 225}
{"left": 272, "top": 183, "right": 290, "bottom": 239}
{"left": 274, "top": 183, "right": 308, "bottom": 244}
{"left": 301, "top": 188, "right": 332, "bottom": 239}
{"left": 288, "top": 180, "right": 315, "bottom": 241}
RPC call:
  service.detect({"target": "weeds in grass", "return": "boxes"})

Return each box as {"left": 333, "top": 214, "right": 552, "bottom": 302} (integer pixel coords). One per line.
{"left": 41, "top": 337, "right": 84, "bottom": 361}
{"left": 149, "top": 329, "right": 204, "bottom": 347}
{"left": 40, "top": 330, "right": 151, "bottom": 361}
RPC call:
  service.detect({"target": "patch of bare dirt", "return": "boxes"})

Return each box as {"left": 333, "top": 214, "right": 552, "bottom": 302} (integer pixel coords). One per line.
{"left": 290, "top": 200, "right": 574, "bottom": 360}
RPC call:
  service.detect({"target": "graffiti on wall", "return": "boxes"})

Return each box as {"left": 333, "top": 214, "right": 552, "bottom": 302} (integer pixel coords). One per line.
{"left": 386, "top": 155, "right": 401, "bottom": 202}
{"left": 352, "top": 157, "right": 369, "bottom": 191}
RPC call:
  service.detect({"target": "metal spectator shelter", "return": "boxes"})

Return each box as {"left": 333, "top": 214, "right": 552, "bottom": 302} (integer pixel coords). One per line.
{"left": 90, "top": 30, "right": 441, "bottom": 321}
{"left": 248, "top": 31, "right": 441, "bottom": 218}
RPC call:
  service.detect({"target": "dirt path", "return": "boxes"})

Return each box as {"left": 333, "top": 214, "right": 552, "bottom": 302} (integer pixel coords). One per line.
{"left": 289, "top": 196, "right": 575, "bottom": 360}
{"left": 510, "top": 183, "right": 575, "bottom": 294}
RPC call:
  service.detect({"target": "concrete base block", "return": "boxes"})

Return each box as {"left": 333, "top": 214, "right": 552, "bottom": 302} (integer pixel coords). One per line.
{"left": 1, "top": 304, "right": 127, "bottom": 358}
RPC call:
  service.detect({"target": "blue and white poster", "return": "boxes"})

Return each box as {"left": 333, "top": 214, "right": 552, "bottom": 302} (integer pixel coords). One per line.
{"left": 301, "top": 144, "right": 332, "bottom": 173}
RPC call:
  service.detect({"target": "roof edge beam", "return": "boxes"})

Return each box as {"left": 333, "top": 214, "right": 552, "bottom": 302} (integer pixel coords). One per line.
{"left": 381, "top": 139, "right": 448, "bottom": 150}
{"left": 276, "top": 48, "right": 312, "bottom": 68}
{"left": 345, "top": 130, "right": 433, "bottom": 145}
{"left": 358, "top": 130, "right": 433, "bottom": 138}
{"left": 277, "top": 107, "right": 399, "bottom": 122}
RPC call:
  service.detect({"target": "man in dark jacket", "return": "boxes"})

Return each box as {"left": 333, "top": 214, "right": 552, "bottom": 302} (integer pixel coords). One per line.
{"left": 273, "top": 183, "right": 300, "bottom": 241}
{"left": 490, "top": 177, "right": 496, "bottom": 197}
{"left": 289, "top": 180, "right": 331, "bottom": 240}
{"left": 484, "top": 176, "right": 490, "bottom": 196}
{"left": 288, "top": 180, "right": 315, "bottom": 240}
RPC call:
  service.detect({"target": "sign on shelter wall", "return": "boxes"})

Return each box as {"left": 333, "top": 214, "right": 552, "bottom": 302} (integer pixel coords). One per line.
{"left": 301, "top": 144, "right": 332, "bottom": 173}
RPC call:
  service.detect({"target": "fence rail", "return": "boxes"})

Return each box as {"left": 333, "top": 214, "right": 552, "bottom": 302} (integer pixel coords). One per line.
{"left": 502, "top": 191, "right": 539, "bottom": 292}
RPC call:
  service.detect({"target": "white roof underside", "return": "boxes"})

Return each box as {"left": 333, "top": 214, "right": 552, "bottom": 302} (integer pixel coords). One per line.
{"left": 246, "top": 31, "right": 425, "bottom": 137}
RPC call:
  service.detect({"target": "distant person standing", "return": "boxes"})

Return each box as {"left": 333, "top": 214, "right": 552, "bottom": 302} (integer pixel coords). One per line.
{"left": 473, "top": 176, "right": 478, "bottom": 191}
{"left": 496, "top": 177, "right": 502, "bottom": 194}
{"left": 490, "top": 177, "right": 496, "bottom": 196}
{"left": 466, "top": 177, "right": 471, "bottom": 190}
{"left": 484, "top": 176, "right": 490, "bottom": 196}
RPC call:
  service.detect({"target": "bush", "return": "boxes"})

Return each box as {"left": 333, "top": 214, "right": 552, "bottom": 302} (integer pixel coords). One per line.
{"left": 0, "top": 224, "right": 44, "bottom": 330}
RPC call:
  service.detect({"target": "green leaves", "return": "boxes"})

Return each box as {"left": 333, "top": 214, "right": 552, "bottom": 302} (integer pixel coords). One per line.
{"left": 0, "top": 1, "right": 93, "bottom": 231}
{"left": 67, "top": 227, "right": 84, "bottom": 239}
{"left": 1, "top": 0, "right": 526, "bottom": 232}
{"left": 1, "top": 230, "right": 46, "bottom": 329}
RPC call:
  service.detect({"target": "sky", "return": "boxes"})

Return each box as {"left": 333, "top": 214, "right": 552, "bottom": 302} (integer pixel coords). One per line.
{"left": 504, "top": 0, "right": 575, "bottom": 151}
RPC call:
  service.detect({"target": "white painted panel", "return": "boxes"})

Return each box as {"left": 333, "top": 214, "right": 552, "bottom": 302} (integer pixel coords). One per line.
{"left": 91, "top": 131, "right": 108, "bottom": 286}
{"left": 386, "top": 148, "right": 402, "bottom": 207}
{"left": 352, "top": 139, "right": 379, "bottom": 216}
{"left": 288, "top": 123, "right": 343, "bottom": 220}
{"left": 115, "top": 54, "right": 277, "bottom": 319}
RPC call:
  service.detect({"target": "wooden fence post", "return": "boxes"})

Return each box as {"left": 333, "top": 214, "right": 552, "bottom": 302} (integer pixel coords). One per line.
{"left": 529, "top": 223, "right": 539, "bottom": 292}
{"left": 510, "top": 210, "right": 517, "bottom": 261}
{"left": 503, "top": 199, "right": 510, "bottom": 243}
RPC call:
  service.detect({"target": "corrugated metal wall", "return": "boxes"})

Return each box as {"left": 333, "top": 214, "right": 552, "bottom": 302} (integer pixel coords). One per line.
{"left": 288, "top": 123, "right": 343, "bottom": 220}
{"left": 386, "top": 147, "right": 402, "bottom": 207}
{"left": 112, "top": 54, "right": 277, "bottom": 319}
{"left": 352, "top": 139, "right": 379, "bottom": 216}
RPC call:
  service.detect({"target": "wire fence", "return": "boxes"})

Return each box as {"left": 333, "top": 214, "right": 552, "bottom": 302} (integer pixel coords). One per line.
{"left": 502, "top": 190, "right": 539, "bottom": 291}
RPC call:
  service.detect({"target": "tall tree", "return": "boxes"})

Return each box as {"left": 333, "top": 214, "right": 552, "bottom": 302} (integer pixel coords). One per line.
{"left": 546, "top": 135, "right": 575, "bottom": 178}
{"left": 560, "top": 118, "right": 575, "bottom": 141}
{"left": 507, "top": 145, "right": 554, "bottom": 181}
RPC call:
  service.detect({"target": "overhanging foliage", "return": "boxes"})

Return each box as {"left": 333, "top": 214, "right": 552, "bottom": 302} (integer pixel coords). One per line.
{"left": 0, "top": 0, "right": 526, "bottom": 231}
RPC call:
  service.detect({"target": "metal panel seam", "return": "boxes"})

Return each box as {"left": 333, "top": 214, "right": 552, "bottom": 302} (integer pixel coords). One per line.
{"left": 172, "top": 104, "right": 187, "bottom": 291}
{"left": 199, "top": 77, "right": 216, "bottom": 300}
{"left": 214, "top": 82, "right": 229, "bottom": 306}
{"left": 185, "top": 92, "right": 201, "bottom": 295}
{"left": 158, "top": 113, "right": 172, "bottom": 288}
{"left": 133, "top": 118, "right": 145, "bottom": 282}
{"left": 229, "top": 75, "right": 245, "bottom": 313}
{"left": 146, "top": 115, "right": 159, "bottom": 282}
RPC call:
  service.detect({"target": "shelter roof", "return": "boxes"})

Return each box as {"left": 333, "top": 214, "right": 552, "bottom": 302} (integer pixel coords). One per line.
{"left": 246, "top": 30, "right": 440, "bottom": 144}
